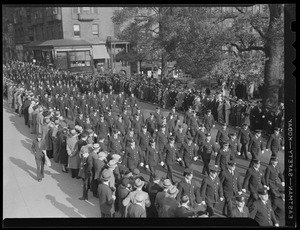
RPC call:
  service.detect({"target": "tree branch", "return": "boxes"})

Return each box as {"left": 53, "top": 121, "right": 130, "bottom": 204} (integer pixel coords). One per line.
{"left": 249, "top": 22, "right": 266, "bottom": 38}
{"left": 230, "top": 43, "right": 266, "bottom": 52}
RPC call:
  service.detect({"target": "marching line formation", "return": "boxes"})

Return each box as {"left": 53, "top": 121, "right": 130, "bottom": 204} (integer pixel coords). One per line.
{"left": 3, "top": 60, "right": 285, "bottom": 226}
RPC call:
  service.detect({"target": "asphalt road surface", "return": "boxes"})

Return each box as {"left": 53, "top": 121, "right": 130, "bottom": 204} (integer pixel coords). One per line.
{"left": 3, "top": 98, "right": 284, "bottom": 218}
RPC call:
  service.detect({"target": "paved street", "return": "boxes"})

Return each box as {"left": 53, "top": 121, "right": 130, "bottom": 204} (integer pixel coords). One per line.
{"left": 3, "top": 98, "right": 284, "bottom": 218}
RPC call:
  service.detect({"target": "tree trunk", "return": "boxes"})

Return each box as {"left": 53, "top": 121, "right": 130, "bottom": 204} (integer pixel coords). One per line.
{"left": 161, "top": 52, "right": 168, "bottom": 79}
{"left": 262, "top": 4, "right": 283, "bottom": 110}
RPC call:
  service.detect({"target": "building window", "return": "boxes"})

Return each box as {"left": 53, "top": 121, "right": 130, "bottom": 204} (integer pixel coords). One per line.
{"left": 69, "top": 51, "right": 91, "bottom": 67}
{"left": 92, "top": 24, "right": 99, "bottom": 36}
{"left": 58, "top": 24, "right": 62, "bottom": 38}
{"left": 73, "top": 24, "right": 80, "bottom": 37}
{"left": 73, "top": 7, "right": 80, "bottom": 14}
{"left": 53, "top": 7, "right": 58, "bottom": 15}
{"left": 93, "top": 7, "right": 98, "bottom": 14}
{"left": 82, "top": 7, "right": 91, "bottom": 14}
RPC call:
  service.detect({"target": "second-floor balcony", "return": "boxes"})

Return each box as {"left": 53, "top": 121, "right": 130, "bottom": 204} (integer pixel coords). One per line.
{"left": 77, "top": 13, "right": 95, "bottom": 21}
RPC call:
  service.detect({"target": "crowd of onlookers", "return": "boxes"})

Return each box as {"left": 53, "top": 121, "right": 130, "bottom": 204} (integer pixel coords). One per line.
{"left": 3, "top": 60, "right": 285, "bottom": 225}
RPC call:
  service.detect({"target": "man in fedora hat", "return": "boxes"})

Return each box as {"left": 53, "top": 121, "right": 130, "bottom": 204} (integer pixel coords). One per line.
{"left": 231, "top": 195, "right": 250, "bottom": 217}
{"left": 249, "top": 188, "right": 279, "bottom": 227}
{"left": 98, "top": 169, "right": 116, "bottom": 217}
{"left": 160, "top": 185, "right": 180, "bottom": 217}
{"left": 248, "top": 129, "right": 265, "bottom": 168}
{"left": 66, "top": 128, "right": 80, "bottom": 178}
{"left": 117, "top": 177, "right": 132, "bottom": 217}
{"left": 126, "top": 193, "right": 147, "bottom": 217}
{"left": 237, "top": 123, "right": 252, "bottom": 160}
{"left": 94, "top": 151, "right": 108, "bottom": 184}
{"left": 175, "top": 195, "right": 195, "bottom": 217}
{"left": 155, "top": 178, "right": 172, "bottom": 217}
{"left": 122, "top": 178, "right": 151, "bottom": 216}
{"left": 242, "top": 159, "right": 268, "bottom": 208}
{"left": 87, "top": 143, "right": 101, "bottom": 198}
{"left": 31, "top": 133, "right": 46, "bottom": 182}
{"left": 176, "top": 168, "right": 201, "bottom": 209}
{"left": 219, "top": 160, "right": 243, "bottom": 217}
{"left": 144, "top": 171, "right": 163, "bottom": 217}
{"left": 200, "top": 165, "right": 224, "bottom": 217}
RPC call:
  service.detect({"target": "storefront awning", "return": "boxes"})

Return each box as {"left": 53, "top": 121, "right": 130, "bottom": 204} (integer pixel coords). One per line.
{"left": 92, "top": 45, "right": 110, "bottom": 59}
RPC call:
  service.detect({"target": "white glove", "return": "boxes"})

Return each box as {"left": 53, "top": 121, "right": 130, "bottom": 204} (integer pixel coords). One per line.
{"left": 170, "top": 132, "right": 172, "bottom": 136}
{"left": 94, "top": 134, "right": 98, "bottom": 137}
{"left": 145, "top": 165, "right": 149, "bottom": 169}
{"left": 247, "top": 152, "right": 251, "bottom": 155}
{"left": 193, "top": 157, "right": 198, "bottom": 161}
{"left": 140, "top": 162, "right": 144, "bottom": 167}
{"left": 220, "top": 197, "right": 224, "bottom": 202}
{"left": 266, "top": 149, "right": 269, "bottom": 152}
{"left": 282, "top": 182, "right": 285, "bottom": 187}
{"left": 155, "top": 129, "right": 158, "bottom": 132}
{"left": 237, "top": 152, "right": 241, "bottom": 156}
{"left": 201, "top": 201, "right": 206, "bottom": 206}
{"left": 262, "top": 150, "right": 264, "bottom": 154}
{"left": 213, "top": 125, "right": 215, "bottom": 127}
{"left": 242, "top": 189, "right": 246, "bottom": 193}
{"left": 282, "top": 146, "right": 284, "bottom": 150}
{"left": 214, "top": 152, "right": 218, "bottom": 156}
{"left": 275, "top": 223, "right": 279, "bottom": 227}
{"left": 238, "top": 191, "right": 242, "bottom": 195}
{"left": 160, "top": 161, "right": 164, "bottom": 166}
{"left": 263, "top": 185, "right": 270, "bottom": 190}
{"left": 112, "top": 195, "right": 116, "bottom": 200}
{"left": 177, "top": 158, "right": 182, "bottom": 161}
{"left": 262, "top": 115, "right": 265, "bottom": 118}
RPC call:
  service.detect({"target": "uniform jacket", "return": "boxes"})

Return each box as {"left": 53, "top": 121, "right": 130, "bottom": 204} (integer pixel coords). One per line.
{"left": 163, "top": 143, "right": 179, "bottom": 165}
{"left": 242, "top": 167, "right": 266, "bottom": 194}
{"left": 137, "top": 131, "right": 151, "bottom": 151}
{"left": 216, "top": 129, "right": 230, "bottom": 144}
{"left": 146, "top": 145, "right": 160, "bottom": 166}
{"left": 248, "top": 136, "right": 264, "bottom": 158}
{"left": 156, "top": 131, "right": 169, "bottom": 150}
{"left": 199, "top": 140, "right": 219, "bottom": 157}
{"left": 266, "top": 134, "right": 284, "bottom": 153}
{"left": 231, "top": 205, "right": 250, "bottom": 218}
{"left": 228, "top": 138, "right": 240, "bottom": 154}
{"left": 179, "top": 143, "right": 198, "bottom": 161}
{"left": 203, "top": 114, "right": 215, "bottom": 128}
{"left": 200, "top": 175, "right": 223, "bottom": 205}
{"left": 122, "top": 146, "right": 142, "bottom": 168}
{"left": 174, "top": 131, "right": 186, "bottom": 149}
{"left": 219, "top": 168, "right": 242, "bottom": 199}
{"left": 108, "top": 136, "right": 124, "bottom": 153}
{"left": 176, "top": 178, "right": 201, "bottom": 207}
{"left": 264, "top": 164, "right": 284, "bottom": 197}
{"left": 215, "top": 147, "right": 235, "bottom": 171}
{"left": 249, "top": 199, "right": 278, "bottom": 226}
{"left": 193, "top": 130, "right": 206, "bottom": 146}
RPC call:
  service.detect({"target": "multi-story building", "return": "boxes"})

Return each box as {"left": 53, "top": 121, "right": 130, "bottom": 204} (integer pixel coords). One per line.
{"left": 5, "top": 6, "right": 131, "bottom": 75}
{"left": 2, "top": 7, "right": 15, "bottom": 63}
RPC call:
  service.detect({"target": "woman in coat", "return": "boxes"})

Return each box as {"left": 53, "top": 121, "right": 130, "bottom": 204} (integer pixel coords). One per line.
{"left": 59, "top": 127, "right": 69, "bottom": 172}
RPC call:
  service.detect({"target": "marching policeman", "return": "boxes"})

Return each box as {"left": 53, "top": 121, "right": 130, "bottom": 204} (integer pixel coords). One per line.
{"left": 179, "top": 136, "right": 199, "bottom": 168}
{"left": 155, "top": 125, "right": 169, "bottom": 167}
{"left": 216, "top": 123, "right": 230, "bottom": 148}
{"left": 145, "top": 112, "right": 157, "bottom": 138}
{"left": 264, "top": 156, "right": 285, "bottom": 200}
{"left": 199, "top": 133, "right": 219, "bottom": 175}
{"left": 145, "top": 139, "right": 160, "bottom": 182}
{"left": 193, "top": 123, "right": 206, "bottom": 146}
{"left": 215, "top": 142, "right": 235, "bottom": 172}
{"left": 219, "top": 160, "right": 243, "bottom": 217}
{"left": 183, "top": 106, "right": 193, "bottom": 126}
{"left": 266, "top": 127, "right": 284, "bottom": 164}
{"left": 114, "top": 114, "right": 126, "bottom": 138}
{"left": 105, "top": 109, "right": 115, "bottom": 135}
{"left": 67, "top": 94, "right": 76, "bottom": 121}
{"left": 174, "top": 125, "right": 186, "bottom": 150}
{"left": 124, "top": 128, "right": 138, "bottom": 149}
{"left": 137, "top": 125, "right": 151, "bottom": 168}
{"left": 200, "top": 165, "right": 224, "bottom": 217}
{"left": 248, "top": 130, "right": 265, "bottom": 168}
{"left": 108, "top": 129, "right": 124, "bottom": 157}
{"left": 122, "top": 139, "right": 142, "bottom": 172}
{"left": 75, "top": 110, "right": 85, "bottom": 128}
{"left": 249, "top": 188, "right": 279, "bottom": 227}
{"left": 228, "top": 132, "right": 241, "bottom": 157}
{"left": 163, "top": 137, "right": 180, "bottom": 184}
{"left": 203, "top": 109, "right": 215, "bottom": 133}
{"left": 167, "top": 106, "right": 180, "bottom": 127}
{"left": 237, "top": 123, "right": 252, "bottom": 160}
{"left": 242, "top": 159, "right": 267, "bottom": 208}
{"left": 187, "top": 110, "right": 201, "bottom": 138}
{"left": 96, "top": 114, "right": 109, "bottom": 141}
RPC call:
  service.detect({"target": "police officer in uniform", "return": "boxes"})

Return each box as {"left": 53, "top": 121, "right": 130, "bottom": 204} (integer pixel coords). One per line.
{"left": 163, "top": 137, "right": 179, "bottom": 184}
{"left": 237, "top": 123, "right": 252, "bottom": 160}
{"left": 137, "top": 125, "right": 151, "bottom": 169}
{"left": 145, "top": 139, "right": 160, "bottom": 182}
{"left": 199, "top": 133, "right": 219, "bottom": 175}
{"left": 266, "top": 127, "right": 284, "bottom": 164}
{"left": 216, "top": 123, "right": 230, "bottom": 148}
{"left": 248, "top": 130, "right": 265, "bottom": 168}
{"left": 179, "top": 136, "right": 199, "bottom": 169}
{"left": 203, "top": 109, "right": 215, "bottom": 133}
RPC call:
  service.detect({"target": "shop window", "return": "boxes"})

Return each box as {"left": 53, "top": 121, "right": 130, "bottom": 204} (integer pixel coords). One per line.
{"left": 82, "top": 7, "right": 91, "bottom": 14}
{"left": 69, "top": 51, "right": 91, "bottom": 67}
{"left": 73, "top": 7, "right": 80, "bottom": 14}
